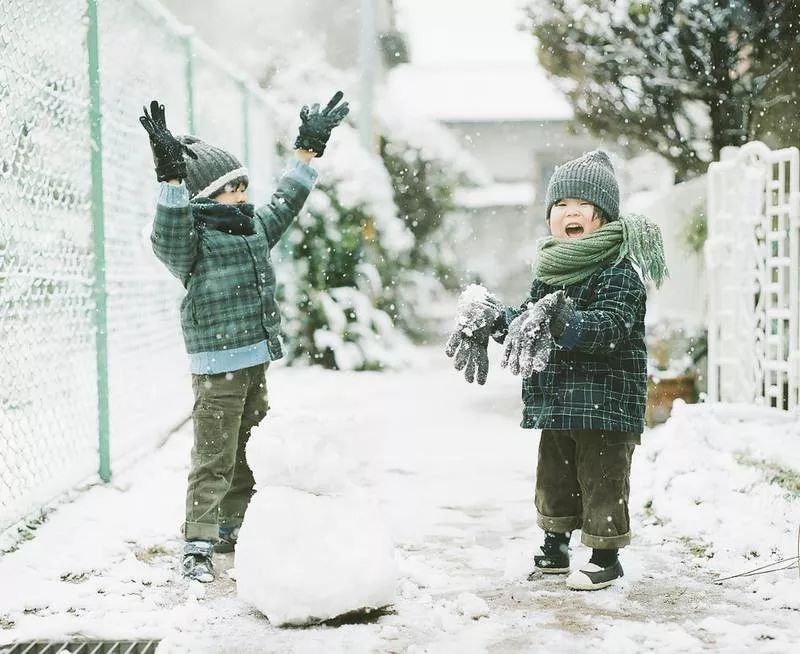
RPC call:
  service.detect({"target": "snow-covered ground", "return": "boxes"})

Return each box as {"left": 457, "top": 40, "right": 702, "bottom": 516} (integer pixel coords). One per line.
{"left": 1, "top": 345, "right": 799, "bottom": 653}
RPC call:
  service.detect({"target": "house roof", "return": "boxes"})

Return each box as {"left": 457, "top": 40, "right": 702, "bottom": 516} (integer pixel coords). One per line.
{"left": 384, "top": 63, "right": 574, "bottom": 123}
{"left": 454, "top": 182, "right": 536, "bottom": 209}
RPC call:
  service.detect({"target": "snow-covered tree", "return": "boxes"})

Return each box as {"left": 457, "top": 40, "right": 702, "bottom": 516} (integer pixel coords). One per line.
{"left": 377, "top": 102, "right": 490, "bottom": 341}
{"left": 260, "top": 51, "right": 491, "bottom": 362}
{"left": 524, "top": 0, "right": 800, "bottom": 180}
{"left": 277, "top": 131, "right": 416, "bottom": 371}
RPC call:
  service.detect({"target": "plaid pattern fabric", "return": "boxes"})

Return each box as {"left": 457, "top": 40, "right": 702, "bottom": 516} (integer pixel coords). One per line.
{"left": 151, "top": 176, "right": 311, "bottom": 357}
{"left": 497, "top": 258, "right": 647, "bottom": 433}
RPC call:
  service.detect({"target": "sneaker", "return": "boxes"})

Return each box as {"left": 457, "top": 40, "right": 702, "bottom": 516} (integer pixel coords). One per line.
{"left": 182, "top": 540, "right": 215, "bottom": 583}
{"left": 529, "top": 545, "right": 570, "bottom": 578}
{"left": 214, "top": 525, "right": 240, "bottom": 554}
{"left": 566, "top": 559, "right": 624, "bottom": 590}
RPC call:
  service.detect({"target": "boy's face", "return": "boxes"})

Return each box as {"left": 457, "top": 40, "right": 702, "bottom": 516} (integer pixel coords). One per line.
{"left": 213, "top": 182, "right": 248, "bottom": 205}
{"left": 548, "top": 198, "right": 603, "bottom": 239}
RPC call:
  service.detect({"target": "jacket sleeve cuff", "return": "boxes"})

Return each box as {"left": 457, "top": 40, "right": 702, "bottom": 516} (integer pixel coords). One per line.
{"left": 491, "top": 307, "right": 518, "bottom": 343}
{"left": 555, "top": 311, "right": 583, "bottom": 350}
{"left": 158, "top": 181, "right": 189, "bottom": 207}
{"left": 283, "top": 159, "right": 319, "bottom": 190}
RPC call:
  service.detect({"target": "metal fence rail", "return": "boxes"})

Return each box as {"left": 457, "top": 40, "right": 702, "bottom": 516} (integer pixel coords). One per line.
{"left": 0, "top": 0, "right": 276, "bottom": 533}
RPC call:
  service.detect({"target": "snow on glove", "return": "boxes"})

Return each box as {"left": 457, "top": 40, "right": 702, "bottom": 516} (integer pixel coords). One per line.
{"left": 500, "top": 291, "right": 566, "bottom": 377}
{"left": 138, "top": 100, "right": 197, "bottom": 182}
{"left": 445, "top": 284, "right": 503, "bottom": 385}
{"left": 294, "top": 91, "right": 350, "bottom": 157}
{"left": 452, "top": 284, "right": 503, "bottom": 336}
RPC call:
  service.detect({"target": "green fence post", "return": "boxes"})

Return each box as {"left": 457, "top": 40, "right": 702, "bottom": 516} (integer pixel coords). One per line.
{"left": 86, "top": 0, "right": 111, "bottom": 483}
{"left": 184, "top": 35, "right": 196, "bottom": 133}
{"left": 240, "top": 80, "right": 251, "bottom": 170}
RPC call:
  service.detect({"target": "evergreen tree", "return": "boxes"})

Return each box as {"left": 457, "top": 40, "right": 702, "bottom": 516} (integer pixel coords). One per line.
{"left": 525, "top": 0, "right": 800, "bottom": 180}
{"left": 376, "top": 118, "right": 489, "bottom": 342}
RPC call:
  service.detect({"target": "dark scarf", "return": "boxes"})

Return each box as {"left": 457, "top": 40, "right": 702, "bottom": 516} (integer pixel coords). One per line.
{"left": 191, "top": 197, "right": 256, "bottom": 236}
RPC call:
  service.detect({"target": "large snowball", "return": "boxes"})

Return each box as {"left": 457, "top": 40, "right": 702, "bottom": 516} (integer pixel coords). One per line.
{"left": 235, "top": 487, "right": 397, "bottom": 626}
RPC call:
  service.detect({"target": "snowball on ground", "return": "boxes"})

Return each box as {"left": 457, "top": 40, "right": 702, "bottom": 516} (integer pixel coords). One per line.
{"left": 235, "top": 487, "right": 397, "bottom": 626}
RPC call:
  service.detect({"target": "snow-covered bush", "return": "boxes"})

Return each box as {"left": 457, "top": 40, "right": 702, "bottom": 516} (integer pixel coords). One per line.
{"left": 264, "top": 59, "right": 416, "bottom": 369}
{"left": 376, "top": 100, "right": 490, "bottom": 341}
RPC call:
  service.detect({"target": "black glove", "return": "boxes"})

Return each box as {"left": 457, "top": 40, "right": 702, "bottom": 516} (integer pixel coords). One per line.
{"left": 294, "top": 91, "right": 350, "bottom": 157}
{"left": 139, "top": 100, "right": 197, "bottom": 182}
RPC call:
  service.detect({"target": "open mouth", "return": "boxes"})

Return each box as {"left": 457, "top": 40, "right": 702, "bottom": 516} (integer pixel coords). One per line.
{"left": 565, "top": 223, "right": 584, "bottom": 238}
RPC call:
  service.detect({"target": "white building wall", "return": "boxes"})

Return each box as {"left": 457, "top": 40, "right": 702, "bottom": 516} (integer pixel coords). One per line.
{"left": 627, "top": 176, "right": 707, "bottom": 327}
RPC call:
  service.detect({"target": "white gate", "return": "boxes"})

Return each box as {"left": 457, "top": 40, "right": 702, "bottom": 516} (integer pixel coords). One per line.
{"left": 706, "top": 141, "right": 800, "bottom": 411}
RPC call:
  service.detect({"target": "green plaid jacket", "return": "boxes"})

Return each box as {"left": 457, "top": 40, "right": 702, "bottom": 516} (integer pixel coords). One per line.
{"left": 151, "top": 176, "right": 311, "bottom": 358}
{"left": 499, "top": 258, "right": 647, "bottom": 433}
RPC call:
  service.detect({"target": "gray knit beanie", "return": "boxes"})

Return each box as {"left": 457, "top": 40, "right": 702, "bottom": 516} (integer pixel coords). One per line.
{"left": 178, "top": 135, "right": 248, "bottom": 199}
{"left": 544, "top": 150, "right": 620, "bottom": 221}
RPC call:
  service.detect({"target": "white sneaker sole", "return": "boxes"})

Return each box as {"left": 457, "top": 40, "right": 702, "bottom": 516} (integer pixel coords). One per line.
{"left": 565, "top": 562, "right": 623, "bottom": 590}
{"left": 566, "top": 574, "right": 616, "bottom": 590}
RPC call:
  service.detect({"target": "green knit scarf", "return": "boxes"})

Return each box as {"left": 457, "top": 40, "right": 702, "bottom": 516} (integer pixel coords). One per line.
{"left": 535, "top": 213, "right": 669, "bottom": 288}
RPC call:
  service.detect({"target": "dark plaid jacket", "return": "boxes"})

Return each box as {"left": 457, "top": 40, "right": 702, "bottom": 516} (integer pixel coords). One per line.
{"left": 499, "top": 258, "right": 647, "bottom": 433}
{"left": 151, "top": 176, "right": 311, "bottom": 358}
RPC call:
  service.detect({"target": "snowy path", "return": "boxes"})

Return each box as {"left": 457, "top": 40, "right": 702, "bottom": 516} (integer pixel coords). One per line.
{"left": 1, "top": 346, "right": 799, "bottom": 653}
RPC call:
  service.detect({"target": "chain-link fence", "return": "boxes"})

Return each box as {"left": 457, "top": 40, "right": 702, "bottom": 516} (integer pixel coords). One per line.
{"left": 0, "top": 0, "right": 277, "bottom": 534}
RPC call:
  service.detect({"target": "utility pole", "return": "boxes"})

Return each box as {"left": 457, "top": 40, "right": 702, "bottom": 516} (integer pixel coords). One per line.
{"left": 359, "top": 0, "right": 377, "bottom": 151}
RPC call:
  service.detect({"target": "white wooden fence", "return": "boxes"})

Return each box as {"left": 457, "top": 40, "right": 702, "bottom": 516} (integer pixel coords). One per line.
{"left": 706, "top": 142, "right": 800, "bottom": 411}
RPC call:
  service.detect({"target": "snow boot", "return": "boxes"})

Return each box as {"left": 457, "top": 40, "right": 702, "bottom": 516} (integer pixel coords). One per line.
{"left": 182, "top": 540, "right": 215, "bottom": 583}
{"left": 214, "top": 525, "right": 240, "bottom": 554}
{"left": 566, "top": 559, "right": 624, "bottom": 590}
{"left": 528, "top": 531, "right": 570, "bottom": 578}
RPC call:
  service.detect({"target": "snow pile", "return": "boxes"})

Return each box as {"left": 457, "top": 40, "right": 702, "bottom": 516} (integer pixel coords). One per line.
{"left": 637, "top": 401, "right": 800, "bottom": 607}
{"left": 235, "top": 418, "right": 397, "bottom": 626}
{"left": 454, "top": 592, "right": 490, "bottom": 620}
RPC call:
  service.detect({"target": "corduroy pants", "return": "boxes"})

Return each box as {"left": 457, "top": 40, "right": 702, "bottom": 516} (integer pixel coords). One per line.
{"left": 535, "top": 429, "right": 637, "bottom": 549}
{"left": 183, "top": 364, "right": 269, "bottom": 542}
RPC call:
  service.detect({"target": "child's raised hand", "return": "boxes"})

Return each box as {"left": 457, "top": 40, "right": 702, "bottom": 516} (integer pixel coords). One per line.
{"left": 139, "top": 99, "right": 197, "bottom": 182}
{"left": 294, "top": 91, "right": 350, "bottom": 157}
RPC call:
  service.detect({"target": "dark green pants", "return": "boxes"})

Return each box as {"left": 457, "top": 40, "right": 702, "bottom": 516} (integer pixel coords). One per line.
{"left": 535, "top": 429, "right": 637, "bottom": 549}
{"left": 184, "top": 363, "right": 269, "bottom": 542}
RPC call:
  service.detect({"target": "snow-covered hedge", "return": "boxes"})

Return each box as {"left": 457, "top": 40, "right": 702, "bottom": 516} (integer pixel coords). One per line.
{"left": 264, "top": 56, "right": 487, "bottom": 367}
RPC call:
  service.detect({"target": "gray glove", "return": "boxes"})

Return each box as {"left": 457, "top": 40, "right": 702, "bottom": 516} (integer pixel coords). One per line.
{"left": 445, "top": 329, "right": 490, "bottom": 384}
{"left": 445, "top": 285, "right": 503, "bottom": 385}
{"left": 501, "top": 291, "right": 569, "bottom": 377}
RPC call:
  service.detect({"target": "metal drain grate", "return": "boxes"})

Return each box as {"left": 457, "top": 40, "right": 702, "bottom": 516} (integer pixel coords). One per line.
{"left": 0, "top": 642, "right": 160, "bottom": 654}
